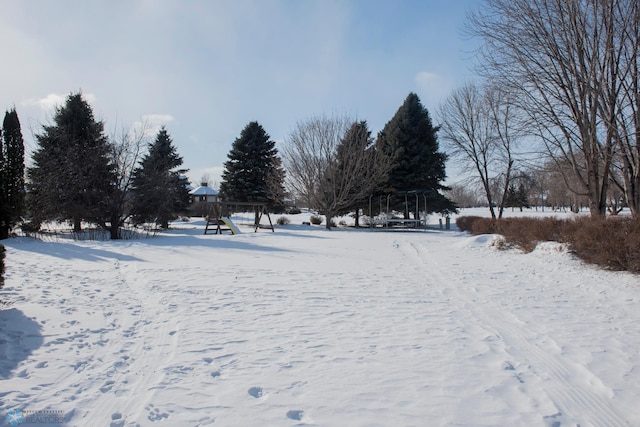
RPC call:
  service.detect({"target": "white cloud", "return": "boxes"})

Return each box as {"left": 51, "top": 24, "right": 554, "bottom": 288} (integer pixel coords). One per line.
{"left": 130, "top": 114, "right": 175, "bottom": 137}
{"left": 22, "top": 92, "right": 98, "bottom": 111}
{"left": 414, "top": 71, "right": 455, "bottom": 112}
{"left": 415, "top": 71, "right": 442, "bottom": 87}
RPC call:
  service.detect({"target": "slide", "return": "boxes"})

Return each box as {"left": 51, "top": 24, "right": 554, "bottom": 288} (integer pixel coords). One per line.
{"left": 221, "top": 217, "right": 241, "bottom": 235}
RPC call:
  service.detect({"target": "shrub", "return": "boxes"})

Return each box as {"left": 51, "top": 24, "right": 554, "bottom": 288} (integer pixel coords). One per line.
{"left": 310, "top": 215, "right": 323, "bottom": 225}
{"left": 566, "top": 216, "right": 640, "bottom": 273}
{"left": 276, "top": 216, "right": 290, "bottom": 225}
{"left": 456, "top": 216, "right": 483, "bottom": 232}
{"left": 456, "top": 214, "right": 640, "bottom": 273}
{"left": 470, "top": 218, "right": 498, "bottom": 235}
{"left": 287, "top": 207, "right": 301, "bottom": 215}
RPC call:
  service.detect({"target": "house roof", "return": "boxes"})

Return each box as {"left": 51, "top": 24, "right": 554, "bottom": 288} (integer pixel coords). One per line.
{"left": 189, "top": 186, "right": 219, "bottom": 196}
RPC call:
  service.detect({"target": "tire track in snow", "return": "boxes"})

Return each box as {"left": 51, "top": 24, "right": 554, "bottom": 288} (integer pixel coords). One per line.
{"left": 400, "top": 239, "right": 631, "bottom": 427}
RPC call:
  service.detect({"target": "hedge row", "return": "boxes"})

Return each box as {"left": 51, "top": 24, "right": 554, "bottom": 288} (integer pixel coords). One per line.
{"left": 456, "top": 215, "right": 640, "bottom": 273}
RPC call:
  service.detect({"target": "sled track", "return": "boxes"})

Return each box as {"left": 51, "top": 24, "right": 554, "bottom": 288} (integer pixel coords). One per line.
{"left": 401, "top": 240, "right": 631, "bottom": 427}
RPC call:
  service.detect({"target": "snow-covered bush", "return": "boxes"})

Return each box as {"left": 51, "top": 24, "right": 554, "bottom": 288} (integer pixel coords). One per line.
{"left": 310, "top": 215, "right": 323, "bottom": 225}
{"left": 457, "top": 214, "right": 640, "bottom": 273}
{"left": 277, "top": 216, "right": 290, "bottom": 225}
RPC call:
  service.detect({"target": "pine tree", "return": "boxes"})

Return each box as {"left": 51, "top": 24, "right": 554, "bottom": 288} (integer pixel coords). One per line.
{"left": 0, "top": 126, "right": 5, "bottom": 238}
{"left": 0, "top": 244, "right": 4, "bottom": 290}
{"left": 505, "top": 184, "right": 519, "bottom": 209}
{"left": 130, "top": 127, "right": 189, "bottom": 229}
{"left": 377, "top": 93, "right": 456, "bottom": 217}
{"left": 0, "top": 109, "right": 25, "bottom": 239}
{"left": 28, "top": 93, "right": 114, "bottom": 232}
{"left": 220, "top": 121, "right": 286, "bottom": 207}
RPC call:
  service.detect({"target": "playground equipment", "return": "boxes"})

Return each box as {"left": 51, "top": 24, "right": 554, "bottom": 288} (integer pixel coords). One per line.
{"left": 368, "top": 192, "right": 426, "bottom": 229}
{"left": 203, "top": 202, "right": 274, "bottom": 235}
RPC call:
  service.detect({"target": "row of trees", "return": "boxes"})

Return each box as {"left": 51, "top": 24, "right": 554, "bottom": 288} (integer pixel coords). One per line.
{"left": 441, "top": 0, "right": 640, "bottom": 218}
{"left": 22, "top": 92, "right": 189, "bottom": 239}
{"left": 219, "top": 93, "right": 456, "bottom": 229}
{"left": 1, "top": 90, "right": 455, "bottom": 237}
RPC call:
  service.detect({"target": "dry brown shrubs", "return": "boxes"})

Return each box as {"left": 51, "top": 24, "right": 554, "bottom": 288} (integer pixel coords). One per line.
{"left": 456, "top": 215, "right": 640, "bottom": 273}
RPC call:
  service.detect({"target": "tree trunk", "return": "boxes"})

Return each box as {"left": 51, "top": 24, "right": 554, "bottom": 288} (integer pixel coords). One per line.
{"left": 325, "top": 214, "right": 333, "bottom": 229}
{"left": 109, "top": 217, "right": 120, "bottom": 240}
{"left": 73, "top": 218, "right": 82, "bottom": 232}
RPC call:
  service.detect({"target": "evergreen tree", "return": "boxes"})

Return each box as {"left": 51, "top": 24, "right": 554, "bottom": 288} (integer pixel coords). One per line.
{"left": 0, "top": 244, "right": 4, "bottom": 290}
{"left": 0, "top": 109, "right": 26, "bottom": 239}
{"left": 377, "top": 93, "right": 456, "bottom": 217}
{"left": 220, "top": 121, "right": 286, "bottom": 209}
{"left": 130, "top": 127, "right": 189, "bottom": 228}
{"left": 28, "top": 93, "right": 114, "bottom": 232}
{"left": 505, "top": 182, "right": 530, "bottom": 211}
{"left": 0, "top": 126, "right": 5, "bottom": 237}
{"left": 505, "top": 184, "right": 519, "bottom": 209}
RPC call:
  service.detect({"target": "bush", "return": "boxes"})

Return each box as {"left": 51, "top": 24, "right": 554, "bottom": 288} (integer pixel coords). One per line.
{"left": 276, "top": 216, "right": 290, "bottom": 225}
{"left": 0, "top": 244, "right": 5, "bottom": 290}
{"left": 566, "top": 216, "right": 640, "bottom": 273}
{"left": 287, "top": 207, "right": 301, "bottom": 215}
{"left": 310, "top": 215, "right": 323, "bottom": 225}
{"left": 456, "top": 214, "right": 640, "bottom": 273}
{"left": 456, "top": 216, "right": 484, "bottom": 232}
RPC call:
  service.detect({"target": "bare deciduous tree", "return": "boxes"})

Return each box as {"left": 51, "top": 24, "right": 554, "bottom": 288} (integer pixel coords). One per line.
{"left": 469, "top": 0, "right": 639, "bottom": 216}
{"left": 97, "top": 122, "right": 148, "bottom": 239}
{"left": 439, "top": 82, "right": 521, "bottom": 218}
{"left": 282, "top": 115, "right": 392, "bottom": 229}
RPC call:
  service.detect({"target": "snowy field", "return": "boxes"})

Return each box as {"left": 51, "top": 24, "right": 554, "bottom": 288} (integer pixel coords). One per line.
{"left": 1, "top": 209, "right": 639, "bottom": 426}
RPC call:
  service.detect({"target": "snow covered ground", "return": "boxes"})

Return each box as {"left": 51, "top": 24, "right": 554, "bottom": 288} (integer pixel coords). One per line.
{"left": 1, "top": 209, "right": 639, "bottom": 426}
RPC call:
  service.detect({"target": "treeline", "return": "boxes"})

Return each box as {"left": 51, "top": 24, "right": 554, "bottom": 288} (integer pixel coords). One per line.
{"left": 1, "top": 90, "right": 457, "bottom": 237}
{"left": 1, "top": 93, "right": 190, "bottom": 239}
{"left": 439, "top": 0, "right": 640, "bottom": 219}
{"left": 218, "top": 92, "right": 456, "bottom": 229}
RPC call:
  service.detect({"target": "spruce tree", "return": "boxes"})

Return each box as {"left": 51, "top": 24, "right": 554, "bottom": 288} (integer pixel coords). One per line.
{"left": 130, "top": 127, "right": 189, "bottom": 229}
{"left": 0, "top": 126, "right": 5, "bottom": 238}
{"left": 220, "top": 121, "right": 286, "bottom": 208}
{"left": 0, "top": 244, "right": 4, "bottom": 290}
{"left": 377, "top": 93, "right": 456, "bottom": 217}
{"left": 28, "top": 93, "right": 114, "bottom": 232}
{"left": 0, "top": 109, "right": 25, "bottom": 239}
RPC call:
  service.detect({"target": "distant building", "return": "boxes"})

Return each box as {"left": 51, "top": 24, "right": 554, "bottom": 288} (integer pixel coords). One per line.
{"left": 189, "top": 182, "right": 219, "bottom": 203}
{"left": 188, "top": 182, "right": 219, "bottom": 216}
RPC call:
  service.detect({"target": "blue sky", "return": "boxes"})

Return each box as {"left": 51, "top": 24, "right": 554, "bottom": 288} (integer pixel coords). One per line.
{"left": 1, "top": 0, "right": 480, "bottom": 186}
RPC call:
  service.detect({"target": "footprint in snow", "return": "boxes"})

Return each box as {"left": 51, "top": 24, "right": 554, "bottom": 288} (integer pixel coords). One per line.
{"left": 109, "top": 412, "right": 124, "bottom": 427}
{"left": 248, "top": 387, "right": 263, "bottom": 398}
{"left": 286, "top": 410, "right": 304, "bottom": 421}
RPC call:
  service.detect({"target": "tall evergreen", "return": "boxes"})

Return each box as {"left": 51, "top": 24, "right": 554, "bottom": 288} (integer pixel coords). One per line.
{"left": 0, "top": 126, "right": 5, "bottom": 237}
{"left": 0, "top": 109, "right": 26, "bottom": 239}
{"left": 0, "top": 244, "right": 4, "bottom": 290}
{"left": 220, "top": 121, "right": 286, "bottom": 207}
{"left": 130, "top": 127, "right": 189, "bottom": 228}
{"left": 28, "top": 93, "right": 114, "bottom": 232}
{"left": 377, "top": 93, "right": 456, "bottom": 217}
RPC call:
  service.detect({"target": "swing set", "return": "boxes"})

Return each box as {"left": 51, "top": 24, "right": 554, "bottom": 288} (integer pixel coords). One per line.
{"left": 203, "top": 202, "right": 274, "bottom": 235}
{"left": 368, "top": 191, "right": 430, "bottom": 229}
